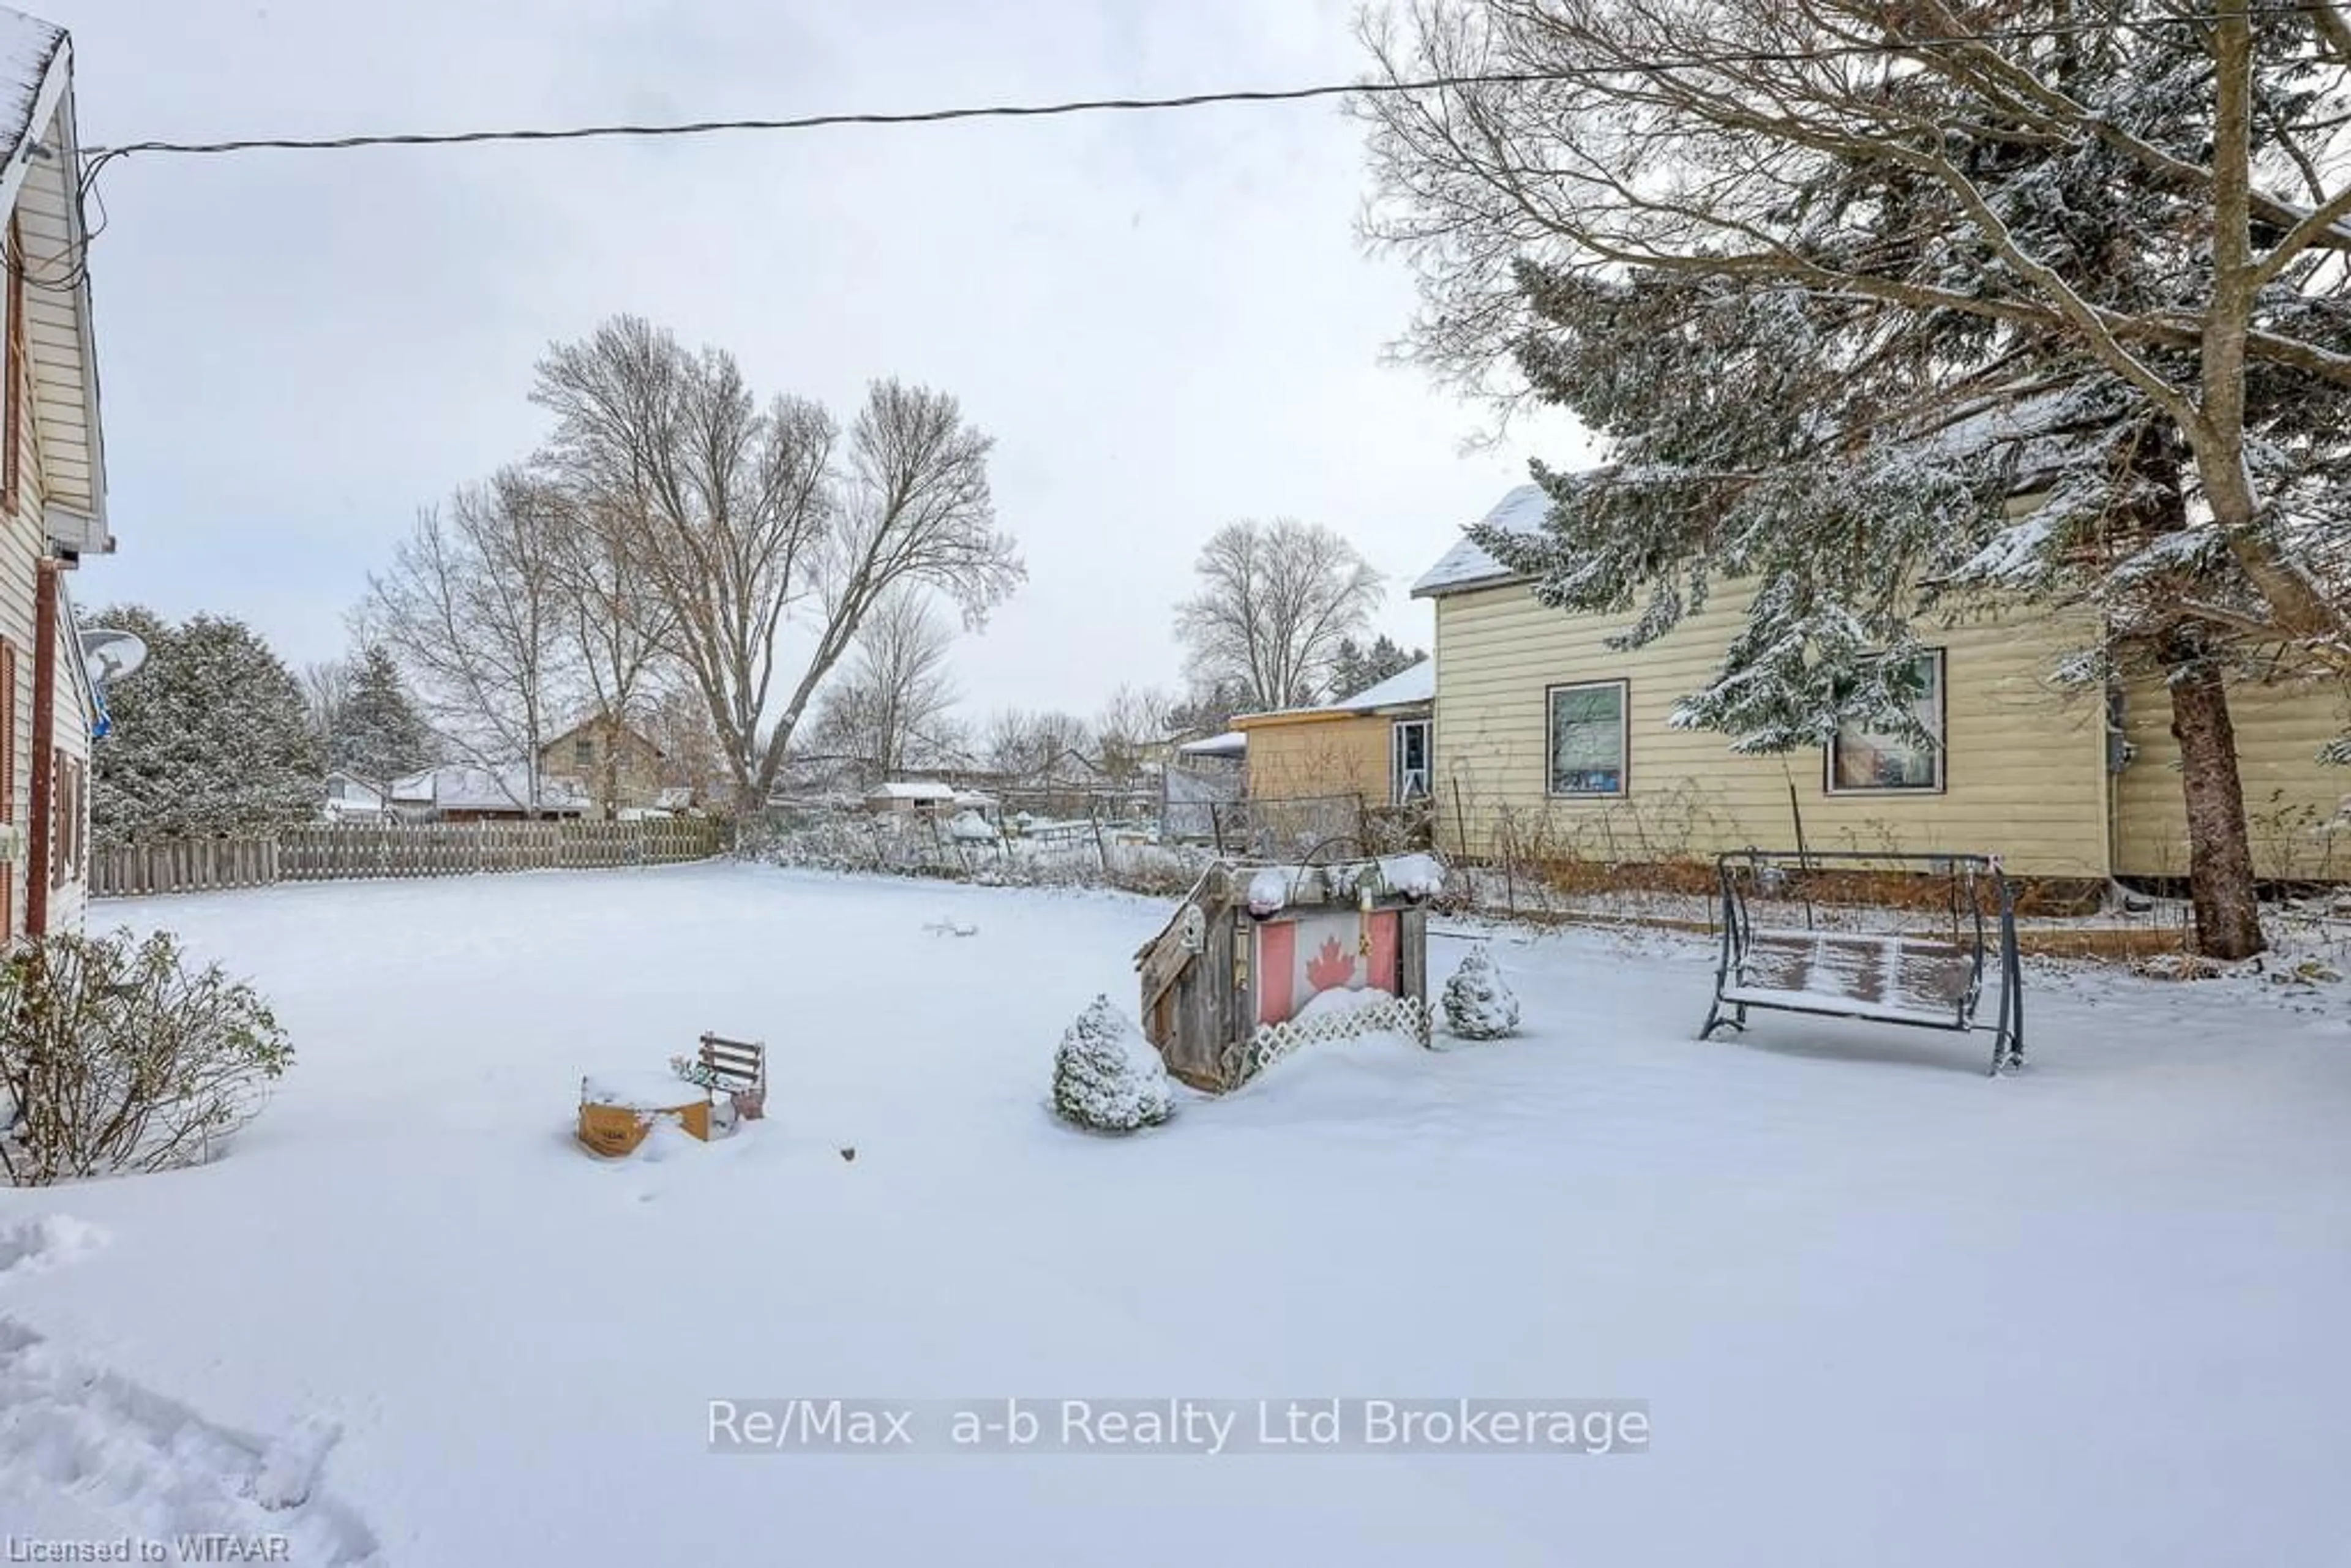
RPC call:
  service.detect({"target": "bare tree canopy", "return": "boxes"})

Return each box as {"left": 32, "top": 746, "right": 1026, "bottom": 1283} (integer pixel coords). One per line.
{"left": 1095, "top": 683, "right": 1179, "bottom": 781}
{"left": 980, "top": 707, "right": 1097, "bottom": 787}
{"left": 530, "top": 316, "right": 1023, "bottom": 809}
{"left": 359, "top": 471, "right": 575, "bottom": 811}
{"left": 547, "top": 485, "right": 677, "bottom": 738}
{"left": 301, "top": 658, "right": 349, "bottom": 752}
{"left": 804, "top": 588, "right": 962, "bottom": 784}
{"left": 1174, "top": 519, "right": 1385, "bottom": 710}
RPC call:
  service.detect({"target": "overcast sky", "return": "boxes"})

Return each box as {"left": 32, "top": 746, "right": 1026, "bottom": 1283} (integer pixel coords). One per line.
{"left": 50, "top": 0, "right": 1587, "bottom": 718}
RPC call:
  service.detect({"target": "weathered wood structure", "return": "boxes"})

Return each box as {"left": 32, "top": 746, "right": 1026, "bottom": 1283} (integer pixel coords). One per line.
{"left": 1134, "top": 850, "right": 1442, "bottom": 1093}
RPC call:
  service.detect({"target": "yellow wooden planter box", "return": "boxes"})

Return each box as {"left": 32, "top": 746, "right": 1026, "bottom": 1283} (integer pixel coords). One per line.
{"left": 577, "top": 1071, "right": 713, "bottom": 1157}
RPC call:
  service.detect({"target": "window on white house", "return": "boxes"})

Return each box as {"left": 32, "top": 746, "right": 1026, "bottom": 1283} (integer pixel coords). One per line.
{"left": 1391, "top": 719, "right": 1431, "bottom": 804}
{"left": 1827, "top": 650, "right": 1946, "bottom": 793}
{"left": 574, "top": 738, "right": 594, "bottom": 766}
{"left": 1548, "top": 681, "right": 1628, "bottom": 797}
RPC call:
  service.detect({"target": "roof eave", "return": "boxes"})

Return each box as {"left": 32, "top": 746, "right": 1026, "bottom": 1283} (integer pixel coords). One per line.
{"left": 1411, "top": 570, "right": 1525, "bottom": 600}
{"left": 53, "top": 54, "right": 106, "bottom": 553}
{"left": 3, "top": 42, "right": 110, "bottom": 557}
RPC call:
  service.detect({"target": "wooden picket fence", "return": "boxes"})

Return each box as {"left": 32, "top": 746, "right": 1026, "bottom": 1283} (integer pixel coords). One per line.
{"left": 91, "top": 818, "right": 728, "bottom": 899}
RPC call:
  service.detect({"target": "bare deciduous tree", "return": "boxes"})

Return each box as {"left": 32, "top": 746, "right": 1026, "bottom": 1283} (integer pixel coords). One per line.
{"left": 359, "top": 470, "right": 576, "bottom": 812}
{"left": 980, "top": 708, "right": 1096, "bottom": 787}
{"left": 1094, "top": 683, "right": 1178, "bottom": 783}
{"left": 1174, "top": 519, "right": 1385, "bottom": 711}
{"left": 530, "top": 317, "right": 1023, "bottom": 811}
{"left": 642, "top": 681, "right": 732, "bottom": 807}
{"left": 804, "top": 589, "right": 962, "bottom": 785}
{"left": 301, "top": 659, "right": 350, "bottom": 754}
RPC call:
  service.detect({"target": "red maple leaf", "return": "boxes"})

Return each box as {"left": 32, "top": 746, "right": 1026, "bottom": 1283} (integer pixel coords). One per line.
{"left": 1305, "top": 935, "right": 1357, "bottom": 992}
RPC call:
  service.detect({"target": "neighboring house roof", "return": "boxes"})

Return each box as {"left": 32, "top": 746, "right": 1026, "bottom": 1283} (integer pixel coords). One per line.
{"left": 866, "top": 779, "right": 958, "bottom": 801}
{"left": 390, "top": 763, "right": 589, "bottom": 813}
{"left": 1177, "top": 730, "right": 1247, "bottom": 759}
{"left": 1231, "top": 659, "right": 1436, "bottom": 729}
{"left": 0, "top": 9, "right": 107, "bottom": 556}
{"left": 324, "top": 773, "right": 388, "bottom": 814}
{"left": 1411, "top": 483, "right": 1551, "bottom": 598}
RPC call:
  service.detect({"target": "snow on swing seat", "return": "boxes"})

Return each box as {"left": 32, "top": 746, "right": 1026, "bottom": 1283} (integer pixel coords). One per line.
{"left": 1722, "top": 928, "right": 1978, "bottom": 1029}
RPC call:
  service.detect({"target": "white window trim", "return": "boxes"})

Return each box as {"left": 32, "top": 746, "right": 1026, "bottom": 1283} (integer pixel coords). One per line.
{"left": 1824, "top": 649, "right": 1949, "bottom": 797}
{"left": 1545, "top": 678, "right": 1630, "bottom": 799}
{"left": 1391, "top": 718, "right": 1431, "bottom": 805}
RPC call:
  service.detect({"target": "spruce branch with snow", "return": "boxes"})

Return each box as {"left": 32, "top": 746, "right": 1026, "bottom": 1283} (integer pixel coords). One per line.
{"left": 1051, "top": 995, "right": 1174, "bottom": 1133}
{"left": 1442, "top": 947, "right": 1520, "bottom": 1041}
{"left": 1357, "top": 0, "right": 2351, "bottom": 958}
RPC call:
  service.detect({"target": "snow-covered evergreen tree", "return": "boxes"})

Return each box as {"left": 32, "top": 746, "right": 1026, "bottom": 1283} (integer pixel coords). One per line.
{"left": 89, "top": 607, "right": 327, "bottom": 847}
{"left": 1328, "top": 634, "right": 1426, "bottom": 703}
{"left": 1051, "top": 995, "right": 1174, "bottom": 1133}
{"left": 1442, "top": 947, "right": 1519, "bottom": 1041}
{"left": 329, "top": 644, "right": 432, "bottom": 786}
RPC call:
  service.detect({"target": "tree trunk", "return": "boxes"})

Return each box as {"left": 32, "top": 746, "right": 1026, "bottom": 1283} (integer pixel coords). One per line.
{"left": 2159, "top": 636, "right": 2265, "bottom": 960}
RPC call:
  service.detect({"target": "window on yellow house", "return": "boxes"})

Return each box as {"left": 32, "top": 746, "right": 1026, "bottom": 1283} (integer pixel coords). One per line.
{"left": 1826, "top": 650, "right": 1946, "bottom": 793}
{"left": 1547, "top": 681, "right": 1627, "bottom": 797}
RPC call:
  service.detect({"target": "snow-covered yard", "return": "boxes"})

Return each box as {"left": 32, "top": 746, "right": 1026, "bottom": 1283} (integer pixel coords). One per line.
{"left": 4, "top": 862, "right": 2349, "bottom": 1564}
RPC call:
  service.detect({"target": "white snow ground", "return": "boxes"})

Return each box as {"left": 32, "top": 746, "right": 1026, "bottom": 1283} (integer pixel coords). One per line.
{"left": 2, "top": 862, "right": 2348, "bottom": 1565}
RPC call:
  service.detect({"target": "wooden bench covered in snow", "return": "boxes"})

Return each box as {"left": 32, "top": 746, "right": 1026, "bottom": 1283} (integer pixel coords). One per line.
{"left": 681, "top": 1032, "right": 767, "bottom": 1121}
{"left": 1700, "top": 850, "right": 2024, "bottom": 1075}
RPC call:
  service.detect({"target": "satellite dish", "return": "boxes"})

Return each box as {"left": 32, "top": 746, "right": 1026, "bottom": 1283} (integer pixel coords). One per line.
{"left": 80, "top": 628, "right": 150, "bottom": 684}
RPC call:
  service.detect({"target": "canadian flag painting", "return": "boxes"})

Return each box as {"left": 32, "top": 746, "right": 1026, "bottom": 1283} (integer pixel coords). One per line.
{"left": 1256, "top": 910, "right": 1399, "bottom": 1026}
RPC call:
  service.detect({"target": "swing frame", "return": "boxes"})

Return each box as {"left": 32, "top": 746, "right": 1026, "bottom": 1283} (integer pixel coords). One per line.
{"left": 1699, "top": 849, "right": 2025, "bottom": 1075}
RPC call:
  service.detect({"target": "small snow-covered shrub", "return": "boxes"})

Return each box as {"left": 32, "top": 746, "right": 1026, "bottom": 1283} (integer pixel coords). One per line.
{"left": 1442, "top": 947, "right": 1520, "bottom": 1040}
{"left": 0, "top": 930, "right": 294, "bottom": 1185}
{"left": 1051, "top": 995, "right": 1173, "bottom": 1133}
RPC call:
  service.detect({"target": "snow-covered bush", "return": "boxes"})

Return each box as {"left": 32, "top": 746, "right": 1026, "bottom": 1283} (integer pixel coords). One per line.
{"left": 1051, "top": 995, "right": 1174, "bottom": 1133}
{"left": 0, "top": 930, "right": 294, "bottom": 1185}
{"left": 1442, "top": 947, "right": 1520, "bottom": 1040}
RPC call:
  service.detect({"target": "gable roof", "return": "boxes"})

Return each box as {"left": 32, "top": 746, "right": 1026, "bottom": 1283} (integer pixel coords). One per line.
{"left": 541, "top": 713, "right": 664, "bottom": 756}
{"left": 1411, "top": 484, "right": 1551, "bottom": 598}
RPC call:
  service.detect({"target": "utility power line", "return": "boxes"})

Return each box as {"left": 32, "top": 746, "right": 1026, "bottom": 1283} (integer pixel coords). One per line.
{"left": 75, "top": 2, "right": 2347, "bottom": 180}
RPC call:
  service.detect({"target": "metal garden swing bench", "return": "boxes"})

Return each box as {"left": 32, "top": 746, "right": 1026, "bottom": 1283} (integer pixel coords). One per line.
{"left": 1700, "top": 849, "right": 2025, "bottom": 1075}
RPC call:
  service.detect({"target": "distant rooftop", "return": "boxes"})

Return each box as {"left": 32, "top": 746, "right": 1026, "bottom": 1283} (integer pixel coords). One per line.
{"left": 1177, "top": 730, "right": 1247, "bottom": 759}
{"left": 867, "top": 779, "right": 958, "bottom": 801}
{"left": 1233, "top": 658, "right": 1434, "bottom": 726}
